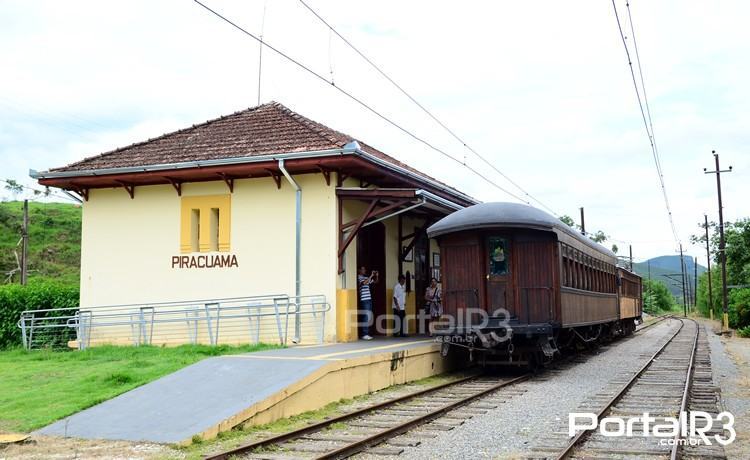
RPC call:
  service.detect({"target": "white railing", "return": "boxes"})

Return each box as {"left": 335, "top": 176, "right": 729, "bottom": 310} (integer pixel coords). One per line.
{"left": 17, "top": 294, "right": 330, "bottom": 350}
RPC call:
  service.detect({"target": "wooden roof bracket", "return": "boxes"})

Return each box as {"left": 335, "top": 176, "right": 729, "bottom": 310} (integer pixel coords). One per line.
{"left": 400, "top": 225, "right": 427, "bottom": 262}
{"left": 114, "top": 180, "right": 135, "bottom": 199}
{"left": 336, "top": 171, "right": 349, "bottom": 187}
{"left": 317, "top": 166, "right": 331, "bottom": 186}
{"left": 341, "top": 198, "right": 413, "bottom": 231}
{"left": 218, "top": 173, "right": 234, "bottom": 193}
{"left": 73, "top": 186, "right": 89, "bottom": 201}
{"left": 338, "top": 198, "right": 379, "bottom": 272}
{"left": 164, "top": 177, "right": 182, "bottom": 196}
{"left": 265, "top": 169, "right": 282, "bottom": 189}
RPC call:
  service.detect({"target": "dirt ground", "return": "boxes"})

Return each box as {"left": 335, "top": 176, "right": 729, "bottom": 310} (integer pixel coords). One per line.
{"left": 700, "top": 317, "right": 750, "bottom": 460}
{"left": 0, "top": 436, "right": 178, "bottom": 460}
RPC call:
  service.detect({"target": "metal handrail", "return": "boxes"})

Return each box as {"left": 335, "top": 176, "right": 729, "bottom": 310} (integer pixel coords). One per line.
{"left": 18, "top": 294, "right": 331, "bottom": 350}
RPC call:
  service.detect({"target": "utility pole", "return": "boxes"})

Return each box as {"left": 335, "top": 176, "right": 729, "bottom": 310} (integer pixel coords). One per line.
{"left": 21, "top": 199, "right": 29, "bottom": 285}
{"left": 704, "top": 214, "right": 714, "bottom": 321}
{"left": 694, "top": 256, "right": 698, "bottom": 311}
{"left": 579, "top": 207, "right": 586, "bottom": 235}
{"left": 679, "top": 243, "right": 687, "bottom": 317}
{"left": 704, "top": 150, "right": 733, "bottom": 332}
{"left": 629, "top": 245, "right": 633, "bottom": 271}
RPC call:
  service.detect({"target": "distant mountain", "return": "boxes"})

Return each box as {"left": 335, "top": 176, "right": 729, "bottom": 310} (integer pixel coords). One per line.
{"left": 632, "top": 255, "right": 706, "bottom": 299}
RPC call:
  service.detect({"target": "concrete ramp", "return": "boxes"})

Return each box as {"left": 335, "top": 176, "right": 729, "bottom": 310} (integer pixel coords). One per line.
{"left": 37, "top": 338, "right": 449, "bottom": 444}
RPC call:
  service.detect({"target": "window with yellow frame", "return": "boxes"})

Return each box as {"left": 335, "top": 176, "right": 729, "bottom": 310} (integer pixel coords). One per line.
{"left": 180, "top": 195, "right": 231, "bottom": 253}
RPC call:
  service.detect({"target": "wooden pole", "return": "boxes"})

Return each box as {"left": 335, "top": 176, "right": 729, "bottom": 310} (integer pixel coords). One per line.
{"left": 680, "top": 243, "right": 687, "bottom": 318}
{"left": 704, "top": 150, "right": 732, "bottom": 332}
{"left": 21, "top": 199, "right": 29, "bottom": 285}
{"left": 704, "top": 214, "right": 714, "bottom": 321}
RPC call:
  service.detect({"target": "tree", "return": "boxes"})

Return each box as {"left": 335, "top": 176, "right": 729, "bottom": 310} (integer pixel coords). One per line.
{"left": 4, "top": 179, "right": 23, "bottom": 199}
{"left": 611, "top": 244, "right": 619, "bottom": 254}
{"left": 643, "top": 279, "right": 677, "bottom": 314}
{"left": 559, "top": 215, "right": 609, "bottom": 244}
{"left": 590, "top": 230, "right": 608, "bottom": 243}
{"left": 692, "top": 217, "right": 750, "bottom": 327}
{"left": 559, "top": 215, "right": 576, "bottom": 228}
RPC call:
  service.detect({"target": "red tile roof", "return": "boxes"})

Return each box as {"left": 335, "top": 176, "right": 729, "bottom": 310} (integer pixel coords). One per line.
{"left": 47, "top": 101, "right": 473, "bottom": 202}
{"left": 52, "top": 102, "right": 403, "bottom": 174}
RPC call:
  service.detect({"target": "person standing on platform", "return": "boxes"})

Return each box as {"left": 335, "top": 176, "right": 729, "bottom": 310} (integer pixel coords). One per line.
{"left": 392, "top": 274, "right": 408, "bottom": 337}
{"left": 425, "top": 277, "right": 442, "bottom": 336}
{"left": 358, "top": 266, "right": 378, "bottom": 340}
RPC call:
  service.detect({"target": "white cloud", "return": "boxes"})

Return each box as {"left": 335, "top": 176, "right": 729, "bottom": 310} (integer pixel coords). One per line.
{"left": 1, "top": 0, "right": 748, "bottom": 261}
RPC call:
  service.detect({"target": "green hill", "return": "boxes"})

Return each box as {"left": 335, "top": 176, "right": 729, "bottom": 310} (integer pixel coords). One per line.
{"left": 0, "top": 201, "right": 81, "bottom": 286}
{"left": 632, "top": 255, "right": 706, "bottom": 299}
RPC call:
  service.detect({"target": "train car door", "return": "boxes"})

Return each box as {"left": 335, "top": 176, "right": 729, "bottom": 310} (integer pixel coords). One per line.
{"left": 485, "top": 236, "right": 515, "bottom": 317}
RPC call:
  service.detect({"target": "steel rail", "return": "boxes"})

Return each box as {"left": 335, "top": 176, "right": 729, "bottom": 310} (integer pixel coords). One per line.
{"left": 636, "top": 314, "right": 672, "bottom": 333}
{"left": 313, "top": 373, "right": 531, "bottom": 459}
{"left": 204, "top": 373, "right": 488, "bottom": 460}
{"left": 555, "top": 317, "right": 689, "bottom": 460}
{"left": 670, "top": 319, "right": 700, "bottom": 460}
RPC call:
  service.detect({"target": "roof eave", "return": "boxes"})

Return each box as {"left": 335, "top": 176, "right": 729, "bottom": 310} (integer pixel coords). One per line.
{"left": 353, "top": 148, "right": 479, "bottom": 207}
{"left": 29, "top": 147, "right": 355, "bottom": 180}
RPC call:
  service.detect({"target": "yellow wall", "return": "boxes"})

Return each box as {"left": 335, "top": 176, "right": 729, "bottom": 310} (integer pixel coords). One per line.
{"left": 80, "top": 171, "right": 445, "bottom": 345}
{"left": 79, "top": 174, "right": 338, "bottom": 344}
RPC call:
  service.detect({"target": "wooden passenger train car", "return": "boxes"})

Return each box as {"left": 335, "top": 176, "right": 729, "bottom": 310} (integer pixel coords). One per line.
{"left": 427, "top": 202, "right": 642, "bottom": 367}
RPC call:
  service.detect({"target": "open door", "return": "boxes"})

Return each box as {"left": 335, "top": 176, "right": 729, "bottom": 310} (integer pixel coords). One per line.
{"left": 486, "top": 236, "right": 515, "bottom": 318}
{"left": 356, "top": 222, "right": 386, "bottom": 335}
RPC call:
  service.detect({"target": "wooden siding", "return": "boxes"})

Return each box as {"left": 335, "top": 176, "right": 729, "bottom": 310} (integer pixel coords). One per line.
{"left": 441, "top": 232, "right": 483, "bottom": 317}
{"left": 561, "top": 288, "right": 618, "bottom": 326}
{"left": 618, "top": 268, "right": 643, "bottom": 319}
{"left": 515, "top": 236, "right": 556, "bottom": 323}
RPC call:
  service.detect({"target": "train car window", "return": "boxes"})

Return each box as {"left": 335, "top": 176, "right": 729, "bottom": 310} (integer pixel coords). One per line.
{"left": 488, "top": 237, "right": 509, "bottom": 275}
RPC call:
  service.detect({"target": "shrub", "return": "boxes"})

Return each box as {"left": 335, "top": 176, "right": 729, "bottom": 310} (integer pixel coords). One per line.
{"left": 727, "top": 288, "right": 750, "bottom": 329}
{"left": 737, "top": 325, "right": 750, "bottom": 338}
{"left": 0, "top": 281, "right": 79, "bottom": 349}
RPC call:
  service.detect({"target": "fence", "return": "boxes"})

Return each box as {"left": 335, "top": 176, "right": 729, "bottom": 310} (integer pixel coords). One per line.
{"left": 17, "top": 294, "right": 330, "bottom": 350}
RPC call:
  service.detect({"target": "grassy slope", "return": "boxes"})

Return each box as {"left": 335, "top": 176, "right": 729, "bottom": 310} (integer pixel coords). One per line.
{"left": 0, "top": 343, "right": 278, "bottom": 433}
{"left": 0, "top": 201, "right": 82, "bottom": 285}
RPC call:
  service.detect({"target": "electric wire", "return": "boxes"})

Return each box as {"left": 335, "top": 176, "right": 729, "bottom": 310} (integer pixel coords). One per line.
{"left": 193, "top": 0, "right": 528, "bottom": 204}
{"left": 296, "top": 0, "right": 558, "bottom": 215}
{"left": 611, "top": 0, "right": 680, "bottom": 245}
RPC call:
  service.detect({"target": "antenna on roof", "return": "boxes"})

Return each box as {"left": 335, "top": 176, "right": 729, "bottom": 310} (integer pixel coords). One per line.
{"left": 257, "top": 0, "right": 268, "bottom": 106}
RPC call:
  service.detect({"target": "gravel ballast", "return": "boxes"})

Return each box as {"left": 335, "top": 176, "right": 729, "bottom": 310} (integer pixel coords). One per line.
{"left": 360, "top": 319, "right": 681, "bottom": 459}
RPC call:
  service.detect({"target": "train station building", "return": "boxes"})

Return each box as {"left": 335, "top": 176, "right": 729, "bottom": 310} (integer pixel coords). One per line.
{"left": 33, "top": 102, "right": 477, "bottom": 345}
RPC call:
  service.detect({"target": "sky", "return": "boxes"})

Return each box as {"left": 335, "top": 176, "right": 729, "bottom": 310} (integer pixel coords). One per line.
{"left": 1, "top": 0, "right": 748, "bottom": 263}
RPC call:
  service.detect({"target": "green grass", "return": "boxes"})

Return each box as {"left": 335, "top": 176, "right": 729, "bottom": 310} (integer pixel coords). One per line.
{"left": 0, "top": 201, "right": 82, "bottom": 285}
{"left": 0, "top": 343, "right": 279, "bottom": 433}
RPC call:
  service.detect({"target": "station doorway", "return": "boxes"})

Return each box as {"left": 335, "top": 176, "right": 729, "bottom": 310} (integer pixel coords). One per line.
{"left": 356, "top": 222, "right": 386, "bottom": 336}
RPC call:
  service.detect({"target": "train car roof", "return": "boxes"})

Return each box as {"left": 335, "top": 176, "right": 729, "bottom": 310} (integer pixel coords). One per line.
{"left": 427, "top": 202, "right": 617, "bottom": 259}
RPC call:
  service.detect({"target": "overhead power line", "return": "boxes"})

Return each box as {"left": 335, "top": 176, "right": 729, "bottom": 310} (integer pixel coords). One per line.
{"left": 297, "top": 0, "right": 558, "bottom": 216}
{"left": 610, "top": 0, "right": 680, "bottom": 245}
{"left": 193, "top": 0, "right": 530, "bottom": 205}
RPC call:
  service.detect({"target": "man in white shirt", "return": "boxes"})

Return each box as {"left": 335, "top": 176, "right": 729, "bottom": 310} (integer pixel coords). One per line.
{"left": 392, "top": 274, "right": 408, "bottom": 337}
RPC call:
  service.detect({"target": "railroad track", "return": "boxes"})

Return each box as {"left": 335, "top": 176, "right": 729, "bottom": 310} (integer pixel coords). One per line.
{"left": 204, "top": 318, "right": 676, "bottom": 460}
{"left": 635, "top": 314, "right": 672, "bottom": 333}
{"left": 539, "top": 317, "right": 727, "bottom": 460}
{"left": 205, "top": 372, "right": 531, "bottom": 459}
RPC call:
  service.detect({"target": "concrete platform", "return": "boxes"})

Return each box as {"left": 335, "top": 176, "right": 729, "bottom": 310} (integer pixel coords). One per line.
{"left": 37, "top": 337, "right": 454, "bottom": 444}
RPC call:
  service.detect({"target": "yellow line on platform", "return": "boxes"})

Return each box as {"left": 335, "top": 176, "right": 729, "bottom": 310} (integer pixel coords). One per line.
{"left": 220, "top": 355, "right": 343, "bottom": 361}
{"left": 310, "top": 340, "right": 434, "bottom": 359}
